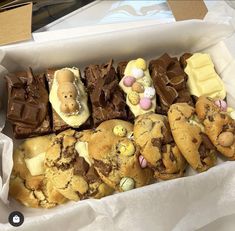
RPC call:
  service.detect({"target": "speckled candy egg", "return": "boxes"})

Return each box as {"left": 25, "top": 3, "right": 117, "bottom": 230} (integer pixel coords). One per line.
{"left": 214, "top": 100, "right": 227, "bottom": 112}
{"left": 123, "top": 76, "right": 136, "bottom": 87}
{"left": 139, "top": 97, "right": 152, "bottom": 110}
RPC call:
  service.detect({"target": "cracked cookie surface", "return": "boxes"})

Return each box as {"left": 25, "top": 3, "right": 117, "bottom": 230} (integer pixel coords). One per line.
{"left": 45, "top": 129, "right": 113, "bottom": 201}
{"left": 196, "top": 96, "right": 235, "bottom": 159}
{"left": 9, "top": 135, "right": 67, "bottom": 208}
{"left": 134, "top": 113, "right": 187, "bottom": 180}
{"left": 168, "top": 103, "right": 217, "bottom": 172}
{"left": 88, "top": 120, "right": 153, "bottom": 191}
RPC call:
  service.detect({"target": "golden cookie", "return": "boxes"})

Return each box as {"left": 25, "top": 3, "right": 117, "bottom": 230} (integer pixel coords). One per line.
{"left": 196, "top": 96, "right": 235, "bottom": 159}
{"left": 168, "top": 103, "right": 217, "bottom": 172}
{"left": 134, "top": 113, "right": 187, "bottom": 180}
{"left": 45, "top": 129, "right": 113, "bottom": 201}
{"left": 88, "top": 120, "right": 153, "bottom": 192}
{"left": 9, "top": 135, "right": 67, "bottom": 208}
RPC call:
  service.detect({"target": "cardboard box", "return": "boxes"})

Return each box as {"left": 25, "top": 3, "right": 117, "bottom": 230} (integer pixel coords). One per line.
{"left": 1, "top": 1, "right": 235, "bottom": 231}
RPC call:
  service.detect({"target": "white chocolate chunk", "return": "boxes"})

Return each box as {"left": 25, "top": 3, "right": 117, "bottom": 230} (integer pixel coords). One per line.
{"left": 25, "top": 152, "right": 45, "bottom": 176}
{"left": 75, "top": 141, "right": 92, "bottom": 165}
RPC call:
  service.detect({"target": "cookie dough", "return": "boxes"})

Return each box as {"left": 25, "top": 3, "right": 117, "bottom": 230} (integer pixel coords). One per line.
{"left": 168, "top": 103, "right": 217, "bottom": 172}
{"left": 119, "top": 58, "right": 156, "bottom": 117}
{"left": 195, "top": 96, "right": 235, "bottom": 159}
{"left": 45, "top": 129, "right": 113, "bottom": 201}
{"left": 88, "top": 120, "right": 153, "bottom": 191}
{"left": 49, "top": 67, "right": 90, "bottom": 128}
{"left": 134, "top": 113, "right": 187, "bottom": 180}
{"left": 9, "top": 135, "right": 67, "bottom": 208}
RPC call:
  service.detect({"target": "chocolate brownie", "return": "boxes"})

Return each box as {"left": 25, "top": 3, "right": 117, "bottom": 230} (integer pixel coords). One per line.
{"left": 84, "top": 60, "right": 127, "bottom": 126}
{"left": 5, "top": 68, "right": 52, "bottom": 139}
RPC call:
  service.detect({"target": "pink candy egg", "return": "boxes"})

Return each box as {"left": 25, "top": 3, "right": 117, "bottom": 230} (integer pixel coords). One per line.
{"left": 123, "top": 76, "right": 136, "bottom": 87}
{"left": 214, "top": 100, "right": 227, "bottom": 111}
{"left": 139, "top": 155, "right": 147, "bottom": 168}
{"left": 139, "top": 97, "right": 152, "bottom": 110}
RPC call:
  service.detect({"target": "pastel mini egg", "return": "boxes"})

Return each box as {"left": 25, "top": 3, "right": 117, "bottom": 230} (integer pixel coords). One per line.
{"left": 139, "top": 155, "right": 147, "bottom": 168}
{"left": 123, "top": 76, "right": 136, "bottom": 87}
{"left": 120, "top": 177, "right": 135, "bottom": 191}
{"left": 136, "top": 58, "right": 147, "bottom": 70}
{"left": 131, "top": 82, "right": 144, "bottom": 93}
{"left": 214, "top": 100, "right": 227, "bottom": 112}
{"left": 144, "top": 87, "right": 156, "bottom": 99}
{"left": 113, "top": 125, "right": 127, "bottom": 137}
{"left": 132, "top": 68, "right": 144, "bottom": 79}
{"left": 128, "top": 91, "right": 140, "bottom": 105}
{"left": 139, "top": 97, "right": 152, "bottom": 110}
{"left": 218, "top": 132, "right": 234, "bottom": 147}
{"left": 117, "top": 139, "right": 135, "bottom": 157}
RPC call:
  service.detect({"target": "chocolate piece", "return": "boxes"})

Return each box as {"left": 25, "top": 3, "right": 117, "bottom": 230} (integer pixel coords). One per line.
{"left": 5, "top": 68, "right": 51, "bottom": 139}
{"left": 94, "top": 160, "right": 112, "bottom": 177}
{"left": 86, "top": 166, "right": 100, "bottom": 183}
{"left": 117, "top": 61, "right": 128, "bottom": 80}
{"left": 149, "top": 53, "right": 193, "bottom": 114}
{"left": 84, "top": 60, "right": 127, "bottom": 126}
{"left": 180, "top": 53, "right": 192, "bottom": 69}
{"left": 200, "top": 133, "right": 215, "bottom": 150}
{"left": 73, "top": 156, "right": 89, "bottom": 175}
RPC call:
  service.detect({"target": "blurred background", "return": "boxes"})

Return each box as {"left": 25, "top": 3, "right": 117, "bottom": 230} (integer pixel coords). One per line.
{"left": 0, "top": 0, "right": 94, "bottom": 31}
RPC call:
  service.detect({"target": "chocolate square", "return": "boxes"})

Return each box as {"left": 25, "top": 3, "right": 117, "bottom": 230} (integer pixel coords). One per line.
{"left": 5, "top": 68, "right": 52, "bottom": 139}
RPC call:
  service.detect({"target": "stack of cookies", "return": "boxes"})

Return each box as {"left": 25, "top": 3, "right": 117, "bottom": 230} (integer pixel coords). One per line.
{"left": 7, "top": 53, "right": 235, "bottom": 208}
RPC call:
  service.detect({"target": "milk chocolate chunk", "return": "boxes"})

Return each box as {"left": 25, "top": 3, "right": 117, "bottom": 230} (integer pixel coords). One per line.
{"left": 84, "top": 60, "right": 127, "bottom": 126}
{"left": 6, "top": 68, "right": 51, "bottom": 139}
{"left": 149, "top": 53, "right": 193, "bottom": 114}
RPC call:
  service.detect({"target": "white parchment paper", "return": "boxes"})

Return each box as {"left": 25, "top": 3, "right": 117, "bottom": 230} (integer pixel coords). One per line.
{"left": 0, "top": 20, "right": 235, "bottom": 231}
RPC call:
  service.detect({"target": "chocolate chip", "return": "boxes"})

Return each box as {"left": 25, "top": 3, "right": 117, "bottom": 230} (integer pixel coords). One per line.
{"left": 86, "top": 166, "right": 100, "bottom": 183}
{"left": 198, "top": 144, "right": 207, "bottom": 158}
{"left": 73, "top": 157, "right": 89, "bottom": 175}
{"left": 192, "top": 138, "right": 198, "bottom": 143}
{"left": 94, "top": 160, "right": 112, "bottom": 177}
{"left": 155, "top": 159, "right": 165, "bottom": 172}
{"left": 176, "top": 117, "right": 181, "bottom": 121}
{"left": 151, "top": 138, "right": 162, "bottom": 149}
{"left": 208, "top": 116, "right": 214, "bottom": 122}
{"left": 161, "top": 145, "right": 167, "bottom": 153}
{"left": 220, "top": 114, "right": 226, "bottom": 119}
{"left": 222, "top": 124, "right": 229, "bottom": 132}
{"left": 200, "top": 133, "right": 215, "bottom": 150}
{"left": 169, "top": 152, "right": 175, "bottom": 162}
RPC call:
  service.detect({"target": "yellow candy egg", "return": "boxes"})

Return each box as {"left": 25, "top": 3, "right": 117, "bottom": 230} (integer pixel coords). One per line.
{"left": 117, "top": 139, "right": 135, "bottom": 156}
{"left": 128, "top": 91, "right": 140, "bottom": 105}
{"left": 136, "top": 58, "right": 147, "bottom": 70}
{"left": 113, "top": 125, "right": 127, "bottom": 137}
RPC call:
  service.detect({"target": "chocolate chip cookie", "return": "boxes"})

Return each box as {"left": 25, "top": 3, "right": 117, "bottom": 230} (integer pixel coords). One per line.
{"left": 9, "top": 135, "right": 67, "bottom": 208}
{"left": 168, "top": 103, "right": 217, "bottom": 172}
{"left": 88, "top": 120, "right": 152, "bottom": 192}
{"left": 134, "top": 113, "right": 187, "bottom": 180}
{"left": 196, "top": 96, "right": 235, "bottom": 159}
{"left": 45, "top": 129, "right": 113, "bottom": 201}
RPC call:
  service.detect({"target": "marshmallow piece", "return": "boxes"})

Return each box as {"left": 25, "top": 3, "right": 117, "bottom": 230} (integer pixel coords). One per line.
{"left": 144, "top": 87, "right": 156, "bottom": 99}
{"left": 25, "top": 152, "right": 46, "bottom": 176}
{"left": 132, "top": 68, "right": 144, "bottom": 79}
